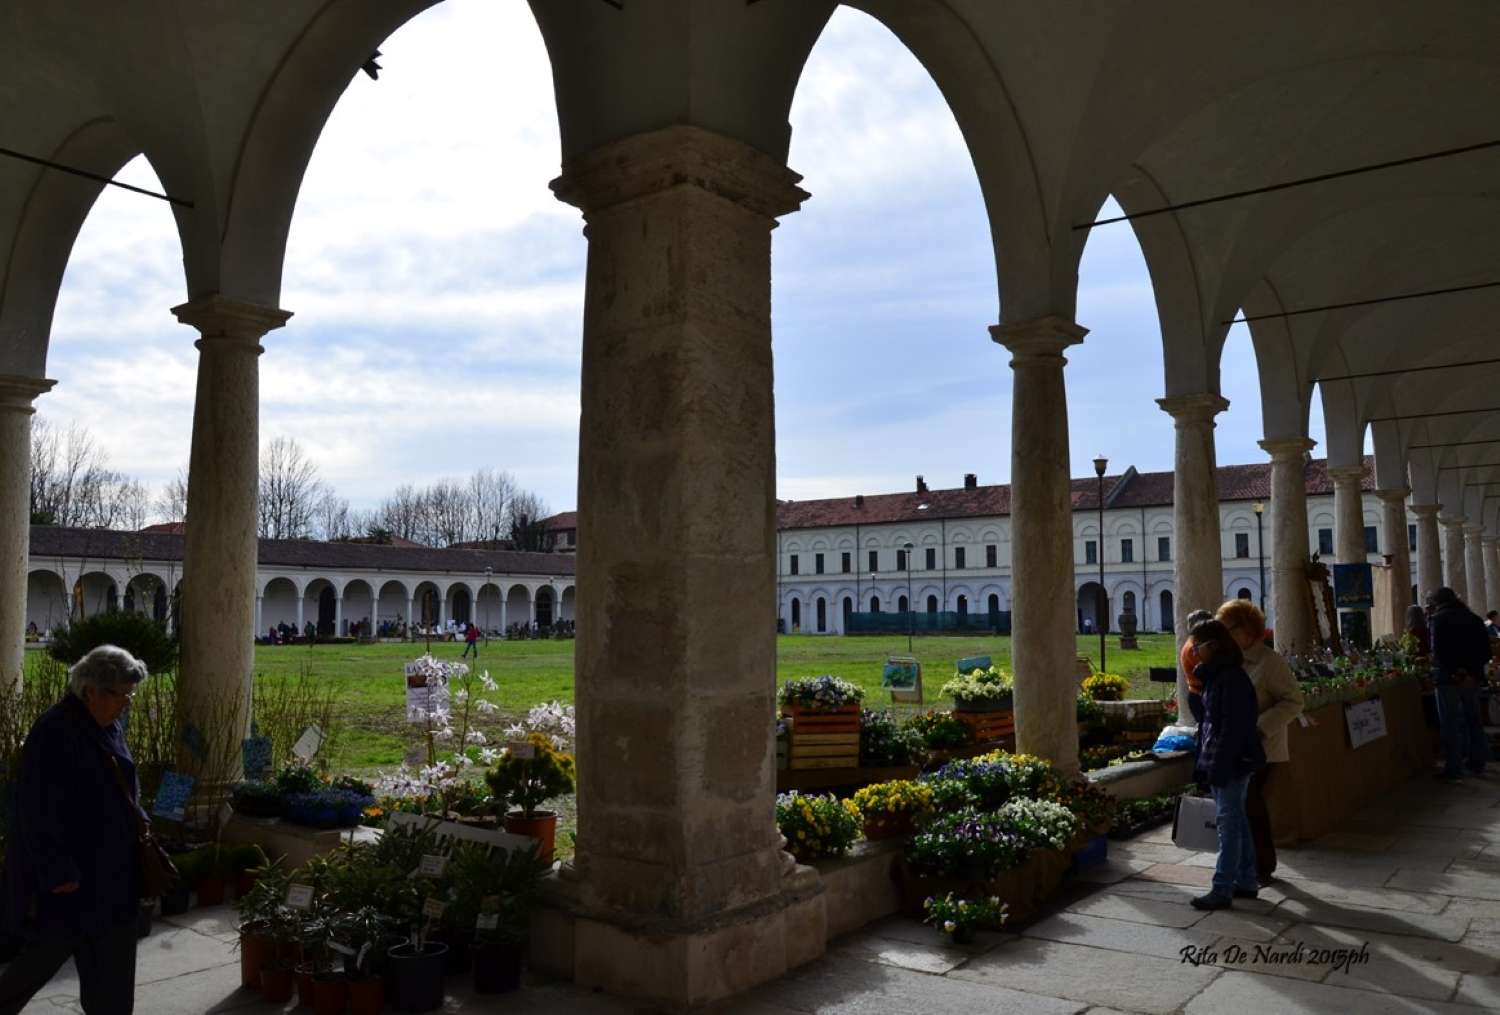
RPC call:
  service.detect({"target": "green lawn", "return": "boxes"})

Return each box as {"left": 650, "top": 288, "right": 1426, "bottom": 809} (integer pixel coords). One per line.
{"left": 247, "top": 633, "right": 1180, "bottom": 770}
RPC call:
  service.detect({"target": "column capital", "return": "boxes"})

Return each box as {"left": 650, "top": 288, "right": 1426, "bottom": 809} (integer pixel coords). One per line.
{"left": 1409, "top": 502, "right": 1441, "bottom": 519}
{"left": 172, "top": 295, "right": 292, "bottom": 346}
{"left": 1326, "top": 464, "right": 1366, "bottom": 486}
{"left": 1156, "top": 392, "right": 1230, "bottom": 423}
{"left": 1484, "top": 535, "right": 1499, "bottom": 548}
{"left": 1258, "top": 436, "right": 1316, "bottom": 463}
{"left": 1466, "top": 523, "right": 1486, "bottom": 537}
{"left": 1440, "top": 515, "right": 1467, "bottom": 529}
{"left": 1375, "top": 487, "right": 1411, "bottom": 504}
{"left": 0, "top": 374, "right": 56, "bottom": 413}
{"left": 550, "top": 124, "right": 809, "bottom": 221}
{"left": 989, "top": 315, "right": 1088, "bottom": 361}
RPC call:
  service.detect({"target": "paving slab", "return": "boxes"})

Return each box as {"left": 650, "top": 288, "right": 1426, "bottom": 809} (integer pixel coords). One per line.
{"left": 845, "top": 915, "right": 1011, "bottom": 954}
{"left": 1061, "top": 891, "right": 1210, "bottom": 929}
{"left": 159, "top": 905, "right": 240, "bottom": 943}
{"left": 1270, "top": 877, "right": 1449, "bottom": 915}
{"left": 1100, "top": 879, "right": 1281, "bottom": 915}
{"left": 1067, "top": 857, "right": 1151, "bottom": 885}
{"left": 1132, "top": 863, "right": 1212, "bottom": 888}
{"left": 1317, "top": 831, "right": 1399, "bottom": 852}
{"left": 1274, "top": 897, "right": 1469, "bottom": 942}
{"left": 830, "top": 934, "right": 976, "bottom": 975}
{"left": 950, "top": 937, "right": 1220, "bottom": 1015}
{"left": 1022, "top": 912, "right": 1218, "bottom": 962}
{"left": 750, "top": 954, "right": 1085, "bottom": 1015}
{"left": 1291, "top": 924, "right": 1468, "bottom": 1002}
{"left": 1388, "top": 867, "right": 1500, "bottom": 901}
{"left": 1198, "top": 935, "right": 1328, "bottom": 982}
{"left": 1192, "top": 908, "right": 1294, "bottom": 943}
{"left": 1108, "top": 842, "right": 1196, "bottom": 866}
{"left": 1454, "top": 972, "right": 1500, "bottom": 1009}
{"left": 1185, "top": 968, "right": 1493, "bottom": 1014}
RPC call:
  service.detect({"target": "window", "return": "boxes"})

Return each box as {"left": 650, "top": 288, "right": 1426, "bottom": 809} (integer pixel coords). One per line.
{"left": 1317, "top": 528, "right": 1334, "bottom": 556}
{"left": 1234, "top": 533, "right": 1250, "bottom": 559}
{"left": 986, "top": 544, "right": 997, "bottom": 568}
{"left": 896, "top": 549, "right": 907, "bottom": 571}
{"left": 1085, "top": 540, "right": 1098, "bottom": 565}
{"left": 789, "top": 554, "right": 799, "bottom": 576}
{"left": 790, "top": 599, "right": 800, "bottom": 629}
{"left": 870, "top": 596, "right": 880, "bottom": 613}
{"left": 815, "top": 552, "right": 824, "bottom": 575}
{"left": 1121, "top": 538, "right": 1134, "bottom": 563}
{"left": 869, "top": 550, "right": 878, "bottom": 573}
{"left": 1364, "top": 526, "right": 1378, "bottom": 554}
{"left": 1408, "top": 524, "right": 1417, "bottom": 553}
{"left": 815, "top": 598, "right": 826, "bottom": 633}
{"left": 898, "top": 595, "right": 909, "bottom": 613}
{"left": 955, "top": 547, "right": 966, "bottom": 569}
{"left": 925, "top": 547, "right": 936, "bottom": 570}
{"left": 957, "top": 595, "right": 968, "bottom": 618}
{"left": 1158, "top": 536, "right": 1171, "bottom": 561}
{"left": 841, "top": 551, "right": 851, "bottom": 574}
{"left": 926, "top": 595, "right": 938, "bottom": 614}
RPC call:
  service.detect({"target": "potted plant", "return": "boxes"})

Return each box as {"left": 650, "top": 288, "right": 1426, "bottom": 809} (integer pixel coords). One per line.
{"left": 485, "top": 732, "right": 575, "bottom": 863}
{"left": 259, "top": 905, "right": 302, "bottom": 1003}
{"left": 923, "top": 892, "right": 1008, "bottom": 945}
{"left": 194, "top": 844, "right": 231, "bottom": 906}
{"left": 229, "top": 780, "right": 283, "bottom": 819}
{"left": 940, "top": 666, "right": 1014, "bottom": 712}
{"left": 460, "top": 843, "right": 548, "bottom": 994}
{"left": 331, "top": 906, "right": 393, "bottom": 1015}
{"left": 227, "top": 843, "right": 269, "bottom": 899}
{"left": 851, "top": 779, "right": 933, "bottom": 841}
{"left": 778, "top": 675, "right": 864, "bottom": 715}
{"left": 774, "top": 791, "right": 862, "bottom": 863}
{"left": 295, "top": 911, "right": 335, "bottom": 1008}
{"left": 1082, "top": 672, "right": 1130, "bottom": 702}
{"left": 387, "top": 917, "right": 449, "bottom": 1012}
{"left": 233, "top": 860, "right": 289, "bottom": 989}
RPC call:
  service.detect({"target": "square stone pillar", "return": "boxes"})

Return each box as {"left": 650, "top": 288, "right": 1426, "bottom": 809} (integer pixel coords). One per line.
{"left": 990, "top": 316, "right": 1087, "bottom": 775}
{"left": 1260, "top": 438, "right": 1317, "bottom": 653}
{"left": 1157, "top": 393, "right": 1229, "bottom": 713}
{"left": 173, "top": 296, "right": 290, "bottom": 782}
{"left": 0, "top": 375, "right": 56, "bottom": 693}
{"left": 548, "top": 125, "right": 822, "bottom": 1008}
{"left": 1410, "top": 504, "right": 1443, "bottom": 602}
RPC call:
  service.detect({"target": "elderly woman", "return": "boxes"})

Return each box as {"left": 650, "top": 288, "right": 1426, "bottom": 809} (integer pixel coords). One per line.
{"left": 1214, "top": 599, "right": 1303, "bottom": 884}
{"left": 0, "top": 645, "right": 148, "bottom": 1014}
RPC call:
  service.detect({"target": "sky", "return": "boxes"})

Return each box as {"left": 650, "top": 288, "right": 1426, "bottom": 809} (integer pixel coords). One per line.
{"left": 43, "top": 2, "right": 1328, "bottom": 522}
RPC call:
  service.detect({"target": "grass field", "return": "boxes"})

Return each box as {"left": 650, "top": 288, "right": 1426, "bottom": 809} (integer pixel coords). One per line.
{"left": 245, "top": 633, "right": 1180, "bottom": 771}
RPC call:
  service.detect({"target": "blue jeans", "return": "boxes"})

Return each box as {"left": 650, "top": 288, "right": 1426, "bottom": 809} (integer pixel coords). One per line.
{"left": 1435, "top": 683, "right": 1490, "bottom": 776}
{"left": 1210, "top": 772, "right": 1258, "bottom": 898}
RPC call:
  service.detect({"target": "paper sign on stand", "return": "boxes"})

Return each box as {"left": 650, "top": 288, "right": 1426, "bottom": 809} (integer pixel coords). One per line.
{"left": 415, "top": 854, "right": 447, "bottom": 878}
{"left": 286, "top": 884, "right": 314, "bottom": 910}
{"left": 292, "top": 725, "right": 325, "bottom": 761}
{"left": 507, "top": 741, "right": 536, "bottom": 760}
{"left": 152, "top": 771, "right": 195, "bottom": 823}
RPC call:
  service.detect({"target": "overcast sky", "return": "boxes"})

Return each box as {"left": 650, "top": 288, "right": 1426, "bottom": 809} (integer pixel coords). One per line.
{"left": 45, "top": 2, "right": 1327, "bottom": 522}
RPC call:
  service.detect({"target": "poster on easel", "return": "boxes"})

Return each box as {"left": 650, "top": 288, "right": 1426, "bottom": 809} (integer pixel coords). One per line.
{"left": 882, "top": 657, "right": 922, "bottom": 705}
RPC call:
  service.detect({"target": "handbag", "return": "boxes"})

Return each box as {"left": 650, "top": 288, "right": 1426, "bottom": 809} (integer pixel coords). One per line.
{"left": 1171, "top": 793, "right": 1220, "bottom": 853}
{"left": 98, "top": 746, "right": 180, "bottom": 900}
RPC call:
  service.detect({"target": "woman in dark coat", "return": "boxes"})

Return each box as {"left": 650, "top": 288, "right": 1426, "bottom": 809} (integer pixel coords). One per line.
{"left": 0, "top": 645, "right": 148, "bottom": 1015}
{"left": 1186, "top": 620, "right": 1265, "bottom": 911}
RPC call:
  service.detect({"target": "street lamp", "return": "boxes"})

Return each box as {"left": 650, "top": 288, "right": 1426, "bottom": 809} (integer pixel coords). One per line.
{"left": 1093, "top": 455, "right": 1108, "bottom": 674}
{"left": 903, "top": 541, "right": 915, "bottom": 654}
{"left": 1252, "top": 502, "right": 1266, "bottom": 612}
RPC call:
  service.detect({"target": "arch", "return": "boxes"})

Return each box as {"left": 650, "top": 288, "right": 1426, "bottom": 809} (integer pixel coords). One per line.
{"left": 897, "top": 594, "right": 909, "bottom": 614}
{"left": 559, "top": 585, "right": 576, "bottom": 623}
{"left": 1077, "top": 581, "right": 1108, "bottom": 634}
{"left": 261, "top": 576, "right": 300, "bottom": 631}
{"left": 925, "top": 594, "right": 938, "bottom": 614}
{"left": 1237, "top": 587, "right": 1253, "bottom": 601}
{"left": 790, "top": 597, "right": 802, "bottom": 631}
{"left": 26, "top": 569, "right": 68, "bottom": 633}
{"left": 412, "top": 580, "right": 444, "bottom": 628}
{"left": 535, "top": 585, "right": 555, "bottom": 628}
{"left": 869, "top": 594, "right": 881, "bottom": 613}
{"left": 303, "top": 577, "right": 338, "bottom": 636}
{"left": 842, "top": 596, "right": 853, "bottom": 632}
{"left": 505, "top": 583, "right": 532, "bottom": 630}
{"left": 986, "top": 592, "right": 1000, "bottom": 617}
{"left": 815, "top": 596, "right": 827, "bottom": 633}
{"left": 448, "top": 584, "right": 473, "bottom": 626}
{"left": 1122, "top": 590, "right": 1136, "bottom": 615}
{"left": 341, "top": 578, "right": 376, "bottom": 636}
{"left": 1159, "top": 589, "right": 1175, "bottom": 634}
{"left": 956, "top": 594, "right": 968, "bottom": 619}
{"left": 123, "top": 572, "right": 168, "bottom": 621}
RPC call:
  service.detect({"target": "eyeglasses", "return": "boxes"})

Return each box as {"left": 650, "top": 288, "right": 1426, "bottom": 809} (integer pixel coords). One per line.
{"left": 102, "top": 688, "right": 137, "bottom": 702}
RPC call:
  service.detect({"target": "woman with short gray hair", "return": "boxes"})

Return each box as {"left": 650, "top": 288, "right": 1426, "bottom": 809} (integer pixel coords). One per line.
{"left": 0, "top": 645, "right": 150, "bottom": 1014}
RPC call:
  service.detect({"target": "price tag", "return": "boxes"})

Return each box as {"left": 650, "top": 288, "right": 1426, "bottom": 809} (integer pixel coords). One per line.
{"left": 286, "top": 884, "right": 314, "bottom": 910}
{"left": 476, "top": 913, "right": 499, "bottom": 930}
{"left": 292, "top": 725, "right": 325, "bottom": 761}
{"left": 507, "top": 741, "right": 536, "bottom": 760}
{"left": 422, "top": 898, "right": 446, "bottom": 920}
{"left": 415, "top": 854, "right": 447, "bottom": 878}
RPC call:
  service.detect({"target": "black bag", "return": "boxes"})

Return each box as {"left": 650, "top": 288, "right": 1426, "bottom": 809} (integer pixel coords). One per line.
{"left": 99, "top": 747, "right": 180, "bottom": 901}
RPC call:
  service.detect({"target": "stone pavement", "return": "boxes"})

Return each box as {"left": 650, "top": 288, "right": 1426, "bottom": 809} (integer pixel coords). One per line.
{"left": 16, "top": 769, "right": 1500, "bottom": 1013}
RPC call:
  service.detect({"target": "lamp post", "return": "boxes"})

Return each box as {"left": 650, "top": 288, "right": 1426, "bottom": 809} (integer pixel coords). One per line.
{"left": 1093, "top": 455, "right": 1108, "bottom": 674}
{"left": 1253, "top": 501, "right": 1265, "bottom": 612}
{"left": 903, "top": 541, "right": 915, "bottom": 654}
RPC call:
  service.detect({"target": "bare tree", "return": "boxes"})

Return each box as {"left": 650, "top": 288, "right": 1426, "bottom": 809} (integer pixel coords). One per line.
{"left": 258, "top": 437, "right": 325, "bottom": 540}
{"left": 313, "top": 491, "right": 354, "bottom": 542}
{"left": 426, "top": 478, "right": 473, "bottom": 547}
{"left": 469, "top": 468, "right": 516, "bottom": 544}
{"left": 155, "top": 467, "right": 189, "bottom": 525}
{"left": 375, "top": 484, "right": 426, "bottom": 543}
{"left": 29, "top": 419, "right": 148, "bottom": 529}
{"left": 508, "top": 489, "right": 551, "bottom": 552}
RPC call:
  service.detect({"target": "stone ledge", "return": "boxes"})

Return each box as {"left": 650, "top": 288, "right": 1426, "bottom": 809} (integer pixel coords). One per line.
{"left": 219, "top": 813, "right": 377, "bottom": 869}
{"left": 1088, "top": 755, "right": 1195, "bottom": 799}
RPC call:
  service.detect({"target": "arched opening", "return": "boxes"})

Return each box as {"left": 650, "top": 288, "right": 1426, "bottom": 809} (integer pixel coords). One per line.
{"left": 559, "top": 586, "right": 576, "bottom": 622}
{"left": 1237, "top": 587, "right": 1252, "bottom": 601}
{"left": 475, "top": 583, "right": 503, "bottom": 632}
{"left": 1122, "top": 590, "right": 1136, "bottom": 615}
{"left": 343, "top": 579, "right": 375, "bottom": 637}
{"left": 1160, "top": 590, "right": 1175, "bottom": 633}
{"left": 450, "top": 585, "right": 472, "bottom": 625}
{"left": 790, "top": 598, "right": 801, "bottom": 631}
{"left": 262, "top": 577, "right": 299, "bottom": 635}
{"left": 870, "top": 595, "right": 881, "bottom": 613}
{"left": 815, "top": 597, "right": 827, "bottom": 633}
{"left": 1077, "top": 582, "right": 1108, "bottom": 634}
{"left": 413, "top": 581, "right": 442, "bottom": 630}
{"left": 987, "top": 593, "right": 1000, "bottom": 616}
{"left": 74, "top": 572, "right": 118, "bottom": 619}
{"left": 897, "top": 594, "right": 909, "bottom": 614}
{"left": 316, "top": 585, "right": 335, "bottom": 635}
{"left": 842, "top": 596, "right": 853, "bottom": 631}
{"left": 957, "top": 594, "right": 968, "bottom": 619}
{"left": 926, "top": 594, "right": 938, "bottom": 615}
{"left": 376, "top": 579, "right": 408, "bottom": 635}
{"left": 535, "top": 587, "right": 555, "bottom": 629}
{"left": 506, "top": 584, "right": 531, "bottom": 633}
{"left": 26, "top": 570, "right": 68, "bottom": 635}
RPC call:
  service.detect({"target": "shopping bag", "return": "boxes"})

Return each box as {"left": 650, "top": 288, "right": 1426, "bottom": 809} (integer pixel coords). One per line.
{"left": 1171, "top": 793, "right": 1219, "bottom": 853}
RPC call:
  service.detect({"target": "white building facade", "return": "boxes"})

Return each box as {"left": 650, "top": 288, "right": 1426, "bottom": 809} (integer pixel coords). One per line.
{"left": 777, "top": 457, "right": 1398, "bottom": 636}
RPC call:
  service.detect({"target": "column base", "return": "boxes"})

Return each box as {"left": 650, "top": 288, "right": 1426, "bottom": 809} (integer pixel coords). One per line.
{"left": 531, "top": 865, "right": 826, "bottom": 1010}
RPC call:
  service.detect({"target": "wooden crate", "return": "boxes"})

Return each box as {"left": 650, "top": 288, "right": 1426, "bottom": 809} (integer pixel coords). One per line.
{"left": 788, "top": 731, "right": 859, "bottom": 770}
{"left": 783, "top": 704, "right": 860, "bottom": 734}
{"left": 952, "top": 709, "right": 1015, "bottom": 742}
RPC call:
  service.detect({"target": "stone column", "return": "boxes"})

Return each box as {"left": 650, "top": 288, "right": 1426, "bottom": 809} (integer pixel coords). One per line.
{"left": 1329, "top": 465, "right": 1369, "bottom": 644}
{"left": 254, "top": 596, "right": 263, "bottom": 637}
{"left": 334, "top": 594, "right": 344, "bottom": 637}
{"left": 1410, "top": 504, "right": 1443, "bottom": 601}
{"left": 295, "top": 593, "right": 305, "bottom": 634}
{"left": 499, "top": 595, "right": 507, "bottom": 634}
{"left": 404, "top": 596, "right": 414, "bottom": 630}
{"left": 1259, "top": 438, "right": 1317, "bottom": 653}
{"left": 172, "top": 296, "right": 289, "bottom": 781}
{"left": 0, "top": 375, "right": 56, "bottom": 693}
{"left": 1441, "top": 516, "right": 1468, "bottom": 595}
{"left": 1465, "top": 525, "right": 1488, "bottom": 611}
{"left": 550, "top": 124, "right": 821, "bottom": 1004}
{"left": 1484, "top": 537, "right": 1500, "bottom": 618}
{"left": 992, "top": 316, "right": 1087, "bottom": 774}
{"left": 1376, "top": 489, "right": 1412, "bottom": 634}
{"left": 1157, "top": 393, "right": 1229, "bottom": 714}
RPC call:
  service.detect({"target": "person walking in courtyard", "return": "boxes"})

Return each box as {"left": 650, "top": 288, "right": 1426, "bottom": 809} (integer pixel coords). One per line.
{"left": 1426, "top": 587, "right": 1491, "bottom": 780}
{"left": 0, "top": 645, "right": 151, "bottom": 1014}
{"left": 462, "top": 621, "right": 480, "bottom": 659}
{"left": 1185, "top": 619, "right": 1265, "bottom": 910}
{"left": 1215, "top": 599, "right": 1303, "bottom": 883}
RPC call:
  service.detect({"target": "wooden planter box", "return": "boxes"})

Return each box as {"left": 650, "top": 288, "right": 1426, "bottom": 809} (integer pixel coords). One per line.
{"left": 784, "top": 704, "right": 860, "bottom": 769}
{"left": 951, "top": 710, "right": 1015, "bottom": 742}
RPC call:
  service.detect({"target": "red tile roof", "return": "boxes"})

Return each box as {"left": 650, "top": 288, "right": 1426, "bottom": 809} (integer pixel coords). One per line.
{"left": 776, "top": 456, "right": 1373, "bottom": 531}
{"left": 543, "top": 512, "right": 577, "bottom": 532}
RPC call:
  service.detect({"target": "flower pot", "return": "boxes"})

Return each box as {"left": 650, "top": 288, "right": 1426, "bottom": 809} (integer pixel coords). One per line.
{"left": 239, "top": 930, "right": 274, "bottom": 989}
{"left": 159, "top": 882, "right": 191, "bottom": 917}
{"left": 348, "top": 977, "right": 384, "bottom": 1015}
{"left": 261, "top": 965, "right": 295, "bottom": 1004}
{"left": 387, "top": 942, "right": 448, "bottom": 1013}
{"left": 195, "top": 877, "right": 226, "bottom": 907}
{"left": 313, "top": 974, "right": 350, "bottom": 1015}
{"left": 503, "top": 811, "right": 557, "bottom": 863}
{"left": 471, "top": 941, "right": 524, "bottom": 994}
{"left": 949, "top": 925, "right": 977, "bottom": 945}
{"left": 296, "top": 962, "right": 318, "bottom": 1007}
{"left": 862, "top": 813, "right": 915, "bottom": 842}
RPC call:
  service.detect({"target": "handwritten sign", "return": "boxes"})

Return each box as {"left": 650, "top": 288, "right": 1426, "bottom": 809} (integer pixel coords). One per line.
{"left": 422, "top": 898, "right": 446, "bottom": 920}
{"left": 292, "top": 725, "right": 325, "bottom": 761}
{"left": 1344, "top": 697, "right": 1387, "bottom": 749}
{"left": 286, "top": 884, "right": 314, "bottom": 910}
{"left": 507, "top": 741, "right": 536, "bottom": 760}
{"left": 152, "top": 771, "right": 195, "bottom": 823}
{"left": 415, "top": 854, "right": 447, "bottom": 879}
{"left": 476, "top": 913, "right": 499, "bottom": 930}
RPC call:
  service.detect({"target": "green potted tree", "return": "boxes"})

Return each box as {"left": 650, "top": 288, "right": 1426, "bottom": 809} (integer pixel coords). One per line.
{"left": 385, "top": 876, "right": 449, "bottom": 1013}
{"left": 259, "top": 903, "right": 302, "bottom": 1003}
{"left": 232, "top": 859, "right": 289, "bottom": 989}
{"left": 485, "top": 732, "right": 575, "bottom": 862}
{"left": 448, "top": 841, "right": 548, "bottom": 995}
{"left": 331, "top": 906, "right": 394, "bottom": 1015}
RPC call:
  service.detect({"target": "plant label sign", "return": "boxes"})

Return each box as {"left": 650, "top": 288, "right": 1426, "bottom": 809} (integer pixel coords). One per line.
{"left": 286, "top": 884, "right": 314, "bottom": 910}
{"left": 475, "top": 913, "right": 499, "bottom": 931}
{"left": 422, "top": 898, "right": 446, "bottom": 920}
{"left": 292, "top": 725, "right": 325, "bottom": 761}
{"left": 882, "top": 656, "right": 922, "bottom": 704}
{"left": 241, "top": 735, "right": 272, "bottom": 780}
{"left": 151, "top": 771, "right": 195, "bottom": 823}
{"left": 507, "top": 741, "right": 536, "bottom": 760}
{"left": 415, "top": 854, "right": 447, "bottom": 878}
{"left": 1344, "top": 697, "right": 1387, "bottom": 749}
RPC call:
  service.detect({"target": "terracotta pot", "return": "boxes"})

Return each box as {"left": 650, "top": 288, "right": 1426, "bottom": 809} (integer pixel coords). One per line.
{"left": 261, "top": 965, "right": 295, "bottom": 1004}
{"left": 239, "top": 930, "right": 274, "bottom": 989}
{"left": 296, "top": 962, "right": 318, "bottom": 1008}
{"left": 313, "top": 974, "right": 350, "bottom": 1015}
{"left": 195, "top": 877, "right": 226, "bottom": 907}
{"left": 503, "top": 811, "right": 557, "bottom": 862}
{"left": 347, "top": 977, "right": 384, "bottom": 1015}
